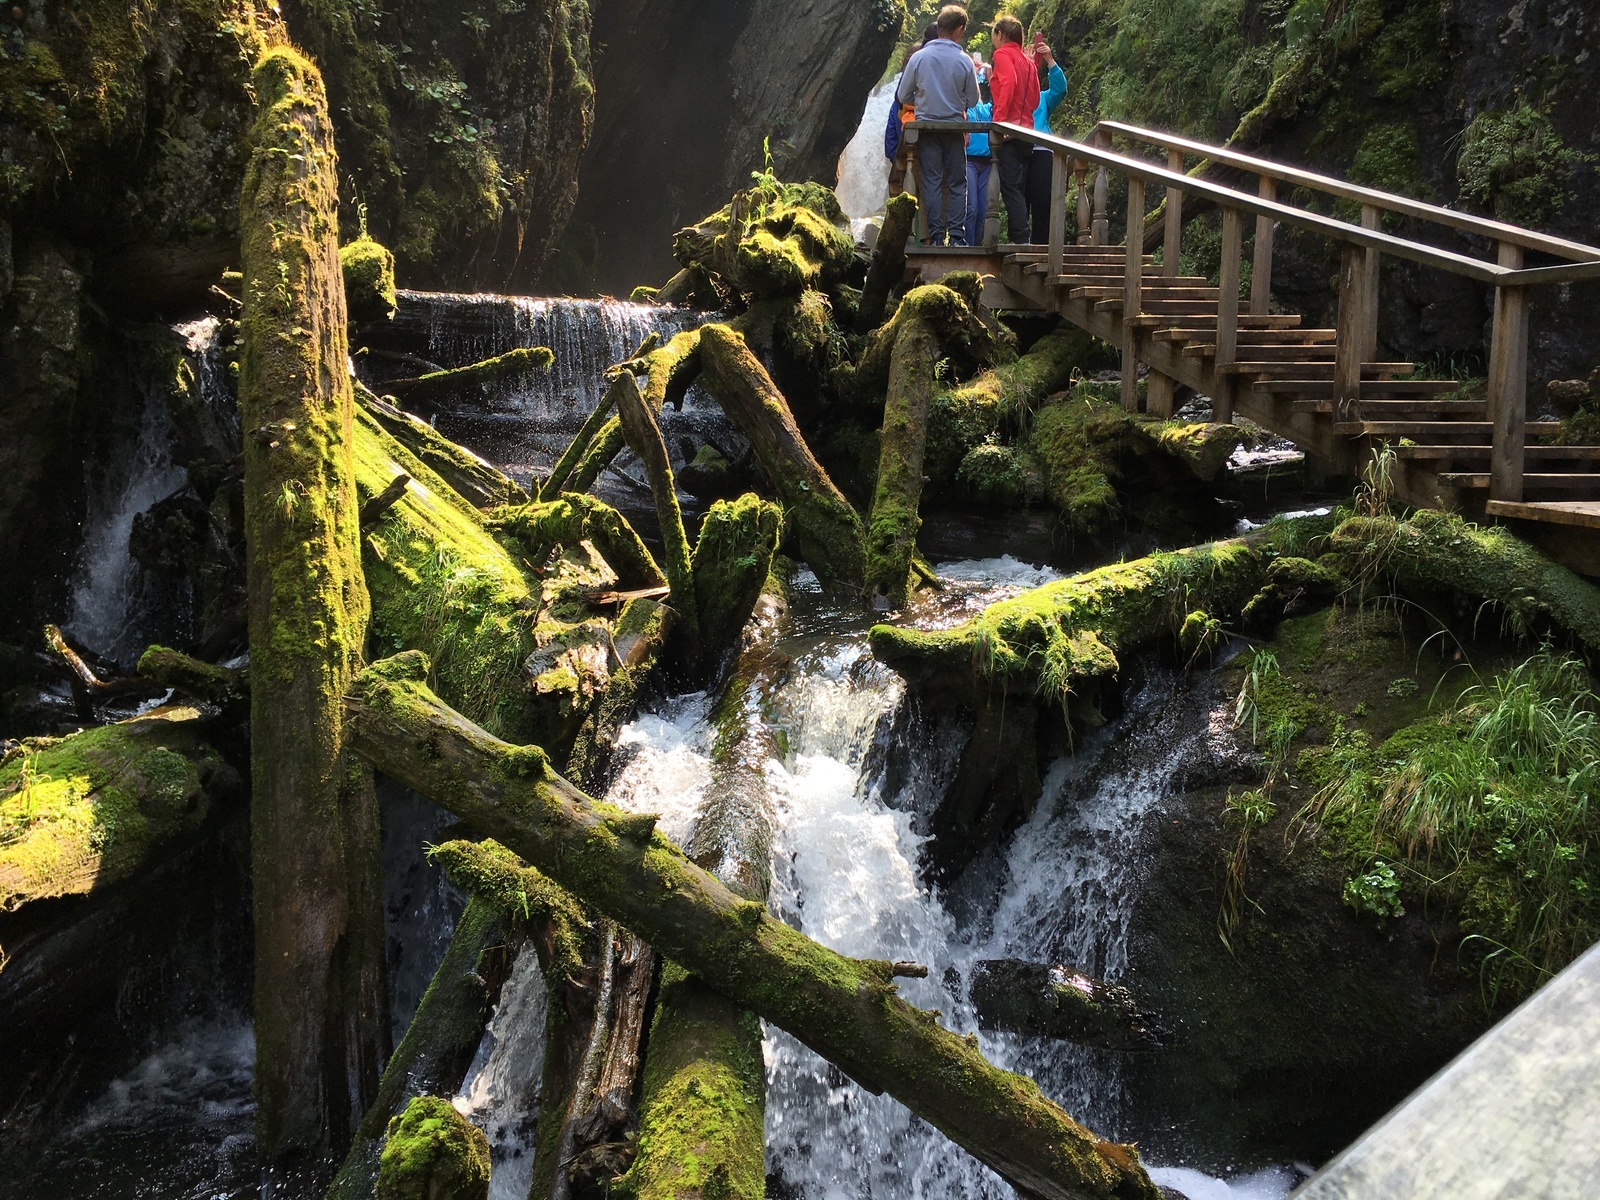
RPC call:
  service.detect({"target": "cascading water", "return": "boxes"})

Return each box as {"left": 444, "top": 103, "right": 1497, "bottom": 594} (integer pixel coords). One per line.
{"left": 598, "top": 559, "right": 1304, "bottom": 1200}
{"left": 380, "top": 293, "right": 733, "bottom": 501}
{"left": 835, "top": 75, "right": 900, "bottom": 239}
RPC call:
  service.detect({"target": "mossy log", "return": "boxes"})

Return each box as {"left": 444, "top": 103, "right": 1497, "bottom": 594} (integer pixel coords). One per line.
{"left": 925, "top": 328, "right": 1089, "bottom": 490}
{"left": 690, "top": 494, "right": 784, "bottom": 685}
{"left": 356, "top": 385, "right": 530, "bottom": 508}
{"left": 564, "top": 595, "right": 675, "bottom": 788}
{"left": 136, "top": 645, "right": 248, "bottom": 718}
{"left": 858, "top": 192, "right": 918, "bottom": 332}
{"left": 489, "top": 495, "right": 666, "bottom": 594}
{"left": 870, "top": 537, "right": 1270, "bottom": 705}
{"left": 353, "top": 399, "right": 666, "bottom": 757}
{"left": 673, "top": 185, "right": 855, "bottom": 302}
{"left": 614, "top": 368, "right": 702, "bottom": 670}
{"left": 969, "top": 960, "right": 1160, "bottom": 1051}
{"left": 698, "top": 324, "right": 867, "bottom": 589}
{"left": 344, "top": 654, "right": 1160, "bottom": 1200}
{"left": 239, "top": 46, "right": 386, "bottom": 1164}
{"left": 0, "top": 707, "right": 239, "bottom": 912}
{"left": 836, "top": 283, "right": 1012, "bottom": 408}
{"left": 1323, "top": 510, "right": 1600, "bottom": 655}
{"left": 326, "top": 896, "right": 510, "bottom": 1200}
{"left": 384, "top": 346, "right": 555, "bottom": 405}
{"left": 622, "top": 622, "right": 784, "bottom": 1199}
{"left": 374, "top": 1095, "right": 491, "bottom": 1200}
{"left": 341, "top": 236, "right": 398, "bottom": 323}
{"left": 864, "top": 292, "right": 941, "bottom": 606}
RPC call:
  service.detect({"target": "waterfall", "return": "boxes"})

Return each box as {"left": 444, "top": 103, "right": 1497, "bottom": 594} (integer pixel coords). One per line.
{"left": 836, "top": 76, "right": 900, "bottom": 233}
{"left": 382, "top": 293, "right": 730, "bottom": 495}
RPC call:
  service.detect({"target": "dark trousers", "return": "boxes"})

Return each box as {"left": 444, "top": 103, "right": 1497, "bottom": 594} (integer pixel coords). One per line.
{"left": 965, "top": 156, "right": 992, "bottom": 247}
{"left": 996, "top": 139, "right": 1031, "bottom": 245}
{"left": 917, "top": 130, "right": 968, "bottom": 246}
{"left": 1028, "top": 146, "right": 1054, "bottom": 245}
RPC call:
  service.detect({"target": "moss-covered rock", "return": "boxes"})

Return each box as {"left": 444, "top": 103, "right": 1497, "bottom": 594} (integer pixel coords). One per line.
{"left": 341, "top": 234, "right": 399, "bottom": 321}
{"left": 0, "top": 708, "right": 238, "bottom": 911}
{"left": 376, "top": 1095, "right": 490, "bottom": 1200}
{"left": 954, "top": 443, "right": 1045, "bottom": 509}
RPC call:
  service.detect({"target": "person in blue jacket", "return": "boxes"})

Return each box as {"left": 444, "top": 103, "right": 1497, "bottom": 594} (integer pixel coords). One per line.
{"left": 1026, "top": 40, "right": 1069, "bottom": 243}
{"left": 963, "top": 82, "right": 993, "bottom": 247}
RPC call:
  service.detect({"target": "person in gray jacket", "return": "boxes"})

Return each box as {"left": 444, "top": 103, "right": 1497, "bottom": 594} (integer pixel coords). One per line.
{"left": 895, "top": 6, "right": 980, "bottom": 246}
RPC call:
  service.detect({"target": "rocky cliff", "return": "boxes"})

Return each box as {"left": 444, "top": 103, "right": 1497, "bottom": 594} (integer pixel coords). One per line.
{"left": 573, "top": 0, "right": 905, "bottom": 295}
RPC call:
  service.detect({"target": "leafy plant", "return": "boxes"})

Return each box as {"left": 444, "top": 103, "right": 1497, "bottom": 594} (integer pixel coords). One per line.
{"left": 1343, "top": 861, "right": 1405, "bottom": 918}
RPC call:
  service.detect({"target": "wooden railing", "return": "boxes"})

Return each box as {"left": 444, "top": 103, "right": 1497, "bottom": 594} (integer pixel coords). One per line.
{"left": 901, "top": 119, "right": 1600, "bottom": 502}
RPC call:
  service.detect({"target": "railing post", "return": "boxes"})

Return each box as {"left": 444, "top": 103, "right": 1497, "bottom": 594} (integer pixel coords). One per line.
{"left": 1048, "top": 149, "right": 1068, "bottom": 280}
{"left": 1213, "top": 206, "right": 1243, "bottom": 424}
{"left": 1075, "top": 162, "right": 1092, "bottom": 245}
{"left": 1250, "top": 174, "right": 1276, "bottom": 315}
{"left": 1333, "top": 240, "right": 1373, "bottom": 426}
{"left": 985, "top": 146, "right": 1003, "bottom": 248}
{"left": 1163, "top": 148, "right": 1184, "bottom": 278}
{"left": 1359, "top": 203, "right": 1382, "bottom": 360}
{"left": 1488, "top": 241, "right": 1528, "bottom": 503}
{"left": 1092, "top": 166, "right": 1109, "bottom": 245}
{"left": 1122, "top": 174, "right": 1145, "bottom": 412}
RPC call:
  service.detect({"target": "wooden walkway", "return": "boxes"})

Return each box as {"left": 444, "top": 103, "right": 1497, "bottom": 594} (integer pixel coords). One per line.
{"left": 900, "top": 120, "right": 1600, "bottom": 576}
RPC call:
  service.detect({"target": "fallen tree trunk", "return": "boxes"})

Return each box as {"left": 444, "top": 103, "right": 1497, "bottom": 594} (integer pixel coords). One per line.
{"left": 621, "top": 615, "right": 784, "bottom": 1199}
{"left": 864, "top": 291, "right": 941, "bottom": 606}
{"left": 383, "top": 345, "right": 554, "bottom": 406}
{"left": 858, "top": 192, "right": 917, "bottom": 332}
{"left": 568, "top": 328, "right": 704, "bottom": 497}
{"left": 563, "top": 595, "right": 674, "bottom": 787}
{"left": 614, "top": 369, "right": 701, "bottom": 671}
{"left": 355, "top": 386, "right": 529, "bottom": 509}
{"left": 345, "top": 654, "right": 1160, "bottom": 1200}
{"left": 488, "top": 495, "right": 666, "bottom": 593}
{"left": 324, "top": 896, "right": 511, "bottom": 1200}
{"left": 240, "top": 46, "right": 387, "bottom": 1165}
{"left": 969, "top": 960, "right": 1161, "bottom": 1051}
{"left": 690, "top": 494, "right": 783, "bottom": 687}
{"left": 136, "top": 645, "right": 249, "bottom": 720}
{"left": 698, "top": 324, "right": 867, "bottom": 590}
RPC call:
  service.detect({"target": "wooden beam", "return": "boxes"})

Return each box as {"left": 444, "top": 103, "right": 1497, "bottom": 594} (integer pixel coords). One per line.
{"left": 1360, "top": 204, "right": 1382, "bottom": 360}
{"left": 1163, "top": 148, "right": 1184, "bottom": 278}
{"left": 1048, "top": 150, "right": 1068, "bottom": 279}
{"left": 1488, "top": 242, "right": 1529, "bottom": 504}
{"left": 1122, "top": 176, "right": 1146, "bottom": 412}
{"left": 1250, "top": 174, "right": 1276, "bottom": 315}
{"left": 1213, "top": 206, "right": 1243, "bottom": 423}
{"left": 1333, "top": 242, "right": 1370, "bottom": 425}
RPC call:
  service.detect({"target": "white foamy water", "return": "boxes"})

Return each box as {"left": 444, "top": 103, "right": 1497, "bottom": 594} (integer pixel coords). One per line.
{"left": 836, "top": 76, "right": 899, "bottom": 221}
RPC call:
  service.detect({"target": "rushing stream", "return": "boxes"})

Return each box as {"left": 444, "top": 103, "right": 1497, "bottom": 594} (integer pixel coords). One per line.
{"left": 7, "top": 295, "right": 1313, "bottom": 1200}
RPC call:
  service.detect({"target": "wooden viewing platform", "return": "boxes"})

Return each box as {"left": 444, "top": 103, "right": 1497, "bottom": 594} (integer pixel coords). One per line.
{"left": 899, "top": 119, "right": 1600, "bottom": 576}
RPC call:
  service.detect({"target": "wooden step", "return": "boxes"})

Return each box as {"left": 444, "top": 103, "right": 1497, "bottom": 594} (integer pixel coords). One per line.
{"left": 1184, "top": 343, "right": 1339, "bottom": 360}
{"left": 1254, "top": 379, "right": 1462, "bottom": 397}
{"left": 1334, "top": 421, "right": 1562, "bottom": 438}
{"left": 1026, "top": 260, "right": 1163, "bottom": 276}
{"left": 1396, "top": 445, "right": 1600, "bottom": 461}
{"left": 1291, "top": 398, "right": 1484, "bottom": 414}
{"left": 1440, "top": 473, "right": 1600, "bottom": 490}
{"left": 1226, "top": 362, "right": 1415, "bottom": 379}
{"left": 1055, "top": 273, "right": 1211, "bottom": 288}
{"left": 1153, "top": 325, "right": 1331, "bottom": 341}
{"left": 1099, "top": 299, "right": 1225, "bottom": 314}
{"left": 1485, "top": 499, "right": 1600, "bottom": 530}
{"left": 1126, "top": 313, "right": 1305, "bottom": 329}
{"left": 1073, "top": 286, "right": 1221, "bottom": 301}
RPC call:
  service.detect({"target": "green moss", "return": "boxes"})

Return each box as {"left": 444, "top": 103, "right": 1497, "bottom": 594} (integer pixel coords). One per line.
{"left": 376, "top": 1095, "right": 490, "bottom": 1200}
{"left": 429, "top": 839, "right": 589, "bottom": 980}
{"left": 618, "top": 964, "right": 766, "bottom": 1200}
{"left": 1028, "top": 387, "right": 1130, "bottom": 534}
{"left": 0, "top": 707, "right": 234, "bottom": 910}
{"left": 341, "top": 234, "right": 398, "bottom": 321}
{"left": 1323, "top": 509, "right": 1600, "bottom": 655}
{"left": 692, "top": 493, "right": 784, "bottom": 672}
{"left": 871, "top": 534, "right": 1268, "bottom": 702}
{"left": 955, "top": 443, "right": 1044, "bottom": 508}
{"left": 925, "top": 327, "right": 1088, "bottom": 489}
{"left": 1457, "top": 104, "right": 1592, "bottom": 227}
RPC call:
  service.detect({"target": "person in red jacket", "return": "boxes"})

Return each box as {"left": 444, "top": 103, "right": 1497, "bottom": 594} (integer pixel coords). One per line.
{"left": 987, "top": 14, "right": 1041, "bottom": 245}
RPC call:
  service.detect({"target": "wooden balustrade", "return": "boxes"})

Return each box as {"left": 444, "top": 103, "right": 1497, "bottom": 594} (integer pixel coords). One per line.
{"left": 901, "top": 116, "right": 1600, "bottom": 500}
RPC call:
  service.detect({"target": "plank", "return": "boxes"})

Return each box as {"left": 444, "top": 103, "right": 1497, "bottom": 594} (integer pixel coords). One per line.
{"left": 1255, "top": 379, "right": 1462, "bottom": 396}
{"left": 1485, "top": 499, "right": 1600, "bottom": 530}
{"left": 1141, "top": 316, "right": 1314, "bottom": 333}
{"left": 1441, "top": 473, "right": 1600, "bottom": 490}
{"left": 1396, "top": 445, "right": 1600, "bottom": 460}
{"left": 1292, "top": 398, "right": 1485, "bottom": 414}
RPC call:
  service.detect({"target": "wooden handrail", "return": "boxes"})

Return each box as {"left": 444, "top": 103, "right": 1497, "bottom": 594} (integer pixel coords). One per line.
{"left": 905, "top": 120, "right": 1600, "bottom": 287}
{"left": 1095, "top": 119, "right": 1600, "bottom": 266}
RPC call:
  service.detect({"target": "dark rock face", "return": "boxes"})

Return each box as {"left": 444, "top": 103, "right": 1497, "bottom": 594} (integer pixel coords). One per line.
{"left": 575, "top": 0, "right": 904, "bottom": 295}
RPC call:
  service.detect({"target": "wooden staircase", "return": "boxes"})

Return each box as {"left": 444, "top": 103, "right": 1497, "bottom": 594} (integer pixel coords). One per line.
{"left": 898, "top": 118, "right": 1600, "bottom": 573}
